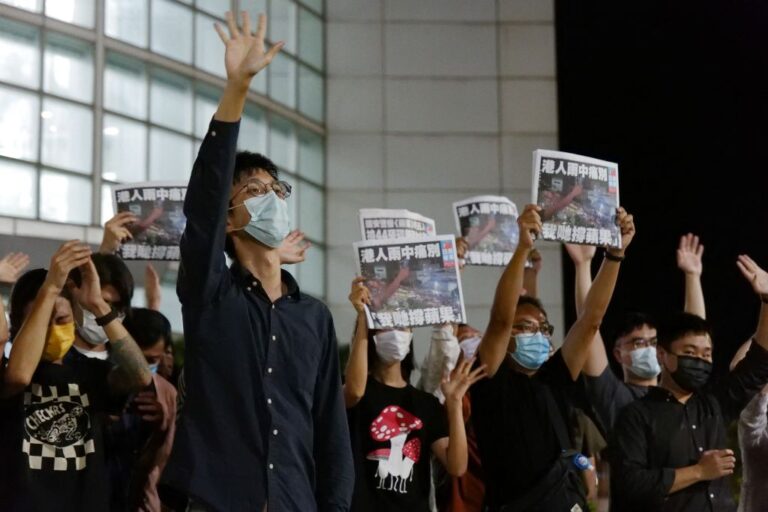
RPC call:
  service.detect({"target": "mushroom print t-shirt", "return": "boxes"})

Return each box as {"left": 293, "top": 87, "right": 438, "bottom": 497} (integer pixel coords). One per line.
{"left": 347, "top": 376, "right": 449, "bottom": 512}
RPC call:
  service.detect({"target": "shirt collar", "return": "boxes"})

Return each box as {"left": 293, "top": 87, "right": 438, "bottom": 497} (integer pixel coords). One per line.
{"left": 230, "top": 263, "right": 301, "bottom": 301}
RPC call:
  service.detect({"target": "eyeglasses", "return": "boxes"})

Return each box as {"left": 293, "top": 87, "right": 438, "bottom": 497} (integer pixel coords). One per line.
{"left": 620, "top": 337, "right": 657, "bottom": 350}
{"left": 512, "top": 321, "right": 554, "bottom": 338}
{"left": 234, "top": 179, "right": 292, "bottom": 200}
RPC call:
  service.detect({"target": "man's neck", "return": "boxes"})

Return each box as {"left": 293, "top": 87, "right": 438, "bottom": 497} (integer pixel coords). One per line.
{"left": 73, "top": 337, "right": 107, "bottom": 352}
{"left": 623, "top": 369, "right": 657, "bottom": 388}
{"left": 660, "top": 373, "right": 693, "bottom": 403}
{"left": 237, "top": 240, "right": 284, "bottom": 302}
{"left": 373, "top": 362, "right": 407, "bottom": 388}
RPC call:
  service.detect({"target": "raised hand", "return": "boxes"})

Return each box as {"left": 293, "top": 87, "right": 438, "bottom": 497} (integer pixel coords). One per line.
{"left": 278, "top": 230, "right": 312, "bottom": 264}
{"left": 100, "top": 212, "right": 137, "bottom": 254}
{"left": 349, "top": 277, "right": 371, "bottom": 314}
{"left": 440, "top": 356, "right": 487, "bottom": 404}
{"left": 43, "top": 242, "right": 91, "bottom": 292}
{"left": 145, "top": 264, "right": 162, "bottom": 311}
{"left": 0, "top": 252, "right": 30, "bottom": 283}
{"left": 75, "top": 258, "right": 110, "bottom": 316}
{"left": 215, "top": 11, "right": 284, "bottom": 85}
{"left": 737, "top": 255, "right": 768, "bottom": 299}
{"left": 564, "top": 243, "right": 596, "bottom": 266}
{"left": 609, "top": 207, "right": 636, "bottom": 255}
{"left": 517, "top": 204, "right": 543, "bottom": 251}
{"left": 677, "top": 233, "right": 704, "bottom": 276}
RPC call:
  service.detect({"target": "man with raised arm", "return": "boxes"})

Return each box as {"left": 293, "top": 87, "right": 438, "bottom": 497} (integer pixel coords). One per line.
{"left": 162, "top": 11, "right": 353, "bottom": 512}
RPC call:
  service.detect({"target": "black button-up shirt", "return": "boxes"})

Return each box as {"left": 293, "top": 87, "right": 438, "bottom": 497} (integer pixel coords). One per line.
{"left": 609, "top": 342, "right": 768, "bottom": 512}
{"left": 162, "top": 119, "right": 354, "bottom": 512}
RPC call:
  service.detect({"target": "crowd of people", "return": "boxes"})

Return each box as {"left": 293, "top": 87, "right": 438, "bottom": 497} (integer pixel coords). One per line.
{"left": 1, "top": 10, "right": 768, "bottom": 512}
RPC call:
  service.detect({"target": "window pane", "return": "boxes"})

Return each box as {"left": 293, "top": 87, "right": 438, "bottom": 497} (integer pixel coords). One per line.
{"left": 44, "top": 34, "right": 94, "bottom": 103}
{"left": 105, "top": 0, "right": 148, "bottom": 48}
{"left": 269, "top": 53, "right": 296, "bottom": 108}
{"left": 0, "top": 86, "right": 39, "bottom": 160}
{"left": 151, "top": 0, "right": 193, "bottom": 64}
{"left": 40, "top": 170, "right": 92, "bottom": 224}
{"left": 298, "top": 180, "right": 324, "bottom": 242}
{"left": 240, "top": 104, "right": 267, "bottom": 154}
{"left": 269, "top": 116, "right": 296, "bottom": 170}
{"left": 298, "top": 64, "right": 323, "bottom": 121}
{"left": 270, "top": 0, "right": 296, "bottom": 54}
{"left": 0, "top": 0, "right": 41, "bottom": 12}
{"left": 195, "top": 13, "right": 226, "bottom": 78}
{"left": 298, "top": 8, "right": 322, "bottom": 69}
{"left": 150, "top": 70, "right": 193, "bottom": 133}
{"left": 46, "top": 0, "right": 95, "bottom": 28}
{"left": 243, "top": 0, "right": 267, "bottom": 23}
{"left": 0, "top": 19, "right": 39, "bottom": 88}
{"left": 251, "top": 68, "right": 267, "bottom": 95}
{"left": 101, "top": 183, "right": 114, "bottom": 224}
{"left": 150, "top": 129, "right": 192, "bottom": 181}
{"left": 197, "top": 0, "right": 230, "bottom": 17}
{"left": 0, "top": 159, "right": 36, "bottom": 218}
{"left": 102, "top": 115, "right": 147, "bottom": 182}
{"left": 298, "top": 129, "right": 323, "bottom": 184}
{"left": 41, "top": 98, "right": 93, "bottom": 174}
{"left": 298, "top": 246, "right": 324, "bottom": 297}
{"left": 105, "top": 53, "right": 148, "bottom": 119}
{"left": 194, "top": 86, "right": 219, "bottom": 137}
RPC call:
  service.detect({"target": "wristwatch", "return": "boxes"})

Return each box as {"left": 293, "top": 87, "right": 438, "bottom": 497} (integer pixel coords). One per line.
{"left": 95, "top": 308, "right": 119, "bottom": 326}
{"left": 604, "top": 251, "right": 625, "bottom": 262}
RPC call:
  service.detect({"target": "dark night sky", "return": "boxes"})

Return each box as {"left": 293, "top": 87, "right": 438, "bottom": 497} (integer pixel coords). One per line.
{"left": 555, "top": 1, "right": 768, "bottom": 373}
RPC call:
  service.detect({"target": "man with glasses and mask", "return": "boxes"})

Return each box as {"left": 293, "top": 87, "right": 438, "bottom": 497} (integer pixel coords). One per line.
{"left": 470, "top": 204, "right": 635, "bottom": 512}
{"left": 609, "top": 255, "right": 768, "bottom": 512}
{"left": 161, "top": 11, "right": 353, "bottom": 512}
{"left": 567, "top": 234, "right": 707, "bottom": 435}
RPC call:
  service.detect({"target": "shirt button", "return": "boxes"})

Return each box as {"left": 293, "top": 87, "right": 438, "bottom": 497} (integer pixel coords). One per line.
{"left": 272, "top": 335, "right": 276, "bottom": 341}
{"left": 269, "top": 464, "right": 274, "bottom": 470}
{"left": 710, "top": 493, "right": 715, "bottom": 499}
{"left": 246, "top": 286, "right": 251, "bottom": 291}
{"left": 267, "top": 368, "right": 273, "bottom": 374}
{"left": 210, "top": 130, "right": 216, "bottom": 137}
{"left": 692, "top": 424, "right": 697, "bottom": 429}
{"left": 273, "top": 429, "right": 278, "bottom": 436}
{"left": 267, "top": 398, "right": 272, "bottom": 405}
{"left": 252, "top": 281, "right": 258, "bottom": 287}
{"left": 272, "top": 305, "right": 275, "bottom": 310}
{"left": 698, "top": 447, "right": 704, "bottom": 452}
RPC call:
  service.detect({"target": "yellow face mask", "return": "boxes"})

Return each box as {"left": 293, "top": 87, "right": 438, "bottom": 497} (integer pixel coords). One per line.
{"left": 42, "top": 322, "right": 76, "bottom": 362}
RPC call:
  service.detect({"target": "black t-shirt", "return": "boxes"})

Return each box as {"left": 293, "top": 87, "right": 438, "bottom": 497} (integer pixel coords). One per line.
{"left": 347, "top": 376, "right": 449, "bottom": 512}
{"left": 470, "top": 350, "right": 576, "bottom": 508}
{"left": 0, "top": 355, "right": 125, "bottom": 511}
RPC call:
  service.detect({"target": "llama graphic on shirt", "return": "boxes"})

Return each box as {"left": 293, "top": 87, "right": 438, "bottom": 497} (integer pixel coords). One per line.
{"left": 367, "top": 405, "right": 423, "bottom": 494}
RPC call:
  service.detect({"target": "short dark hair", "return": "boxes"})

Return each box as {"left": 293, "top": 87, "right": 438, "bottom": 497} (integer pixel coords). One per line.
{"left": 517, "top": 295, "right": 548, "bottom": 319}
{"left": 366, "top": 329, "right": 415, "bottom": 382}
{"left": 612, "top": 312, "right": 657, "bottom": 346}
{"left": 656, "top": 312, "right": 712, "bottom": 351}
{"left": 9, "top": 269, "right": 48, "bottom": 340}
{"left": 123, "top": 308, "right": 171, "bottom": 350}
{"left": 225, "top": 151, "right": 281, "bottom": 259}
{"left": 91, "top": 254, "right": 134, "bottom": 314}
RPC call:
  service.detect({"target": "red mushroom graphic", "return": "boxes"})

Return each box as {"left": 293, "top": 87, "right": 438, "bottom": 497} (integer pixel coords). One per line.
{"left": 368, "top": 406, "right": 423, "bottom": 493}
{"left": 398, "top": 438, "right": 422, "bottom": 492}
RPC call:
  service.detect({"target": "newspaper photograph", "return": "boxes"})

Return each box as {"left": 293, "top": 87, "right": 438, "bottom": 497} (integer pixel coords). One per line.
{"left": 353, "top": 235, "right": 467, "bottom": 329}
{"left": 453, "top": 195, "right": 519, "bottom": 266}
{"left": 112, "top": 182, "right": 187, "bottom": 261}
{"left": 532, "top": 149, "right": 621, "bottom": 248}
{"left": 359, "top": 208, "right": 437, "bottom": 241}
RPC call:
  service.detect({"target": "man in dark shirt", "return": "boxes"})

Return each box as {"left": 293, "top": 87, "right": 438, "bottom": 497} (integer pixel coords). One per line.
{"left": 471, "top": 205, "right": 635, "bottom": 511}
{"left": 610, "top": 254, "right": 768, "bottom": 512}
{"left": 162, "top": 11, "right": 353, "bottom": 512}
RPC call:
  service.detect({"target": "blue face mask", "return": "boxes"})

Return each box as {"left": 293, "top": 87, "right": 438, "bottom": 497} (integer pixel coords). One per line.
{"left": 628, "top": 346, "right": 661, "bottom": 379}
{"left": 148, "top": 362, "right": 159, "bottom": 375}
{"left": 510, "top": 332, "right": 551, "bottom": 370}
{"left": 231, "top": 191, "right": 291, "bottom": 248}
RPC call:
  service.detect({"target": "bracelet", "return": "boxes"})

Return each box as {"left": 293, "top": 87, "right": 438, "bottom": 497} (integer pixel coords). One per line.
{"left": 605, "top": 251, "right": 625, "bottom": 262}
{"left": 95, "top": 308, "right": 119, "bottom": 326}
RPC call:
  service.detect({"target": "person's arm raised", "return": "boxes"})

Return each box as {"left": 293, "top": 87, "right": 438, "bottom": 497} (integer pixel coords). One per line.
{"left": 561, "top": 208, "right": 635, "bottom": 380}
{"left": 477, "top": 205, "right": 542, "bottom": 377}
{"left": 677, "top": 233, "right": 706, "bottom": 318}
{"left": 343, "top": 277, "right": 371, "bottom": 408}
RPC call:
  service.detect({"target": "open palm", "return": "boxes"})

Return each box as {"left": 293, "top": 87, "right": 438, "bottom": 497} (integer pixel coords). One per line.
{"left": 737, "top": 255, "right": 768, "bottom": 297}
{"left": 215, "top": 11, "right": 283, "bottom": 82}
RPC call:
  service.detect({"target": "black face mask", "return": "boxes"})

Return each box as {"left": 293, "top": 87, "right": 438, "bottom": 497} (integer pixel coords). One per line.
{"left": 670, "top": 354, "right": 712, "bottom": 392}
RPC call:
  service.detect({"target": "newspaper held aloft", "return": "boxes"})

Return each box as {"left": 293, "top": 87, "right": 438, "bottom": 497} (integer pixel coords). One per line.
{"left": 354, "top": 235, "right": 467, "bottom": 330}
{"left": 359, "top": 208, "right": 436, "bottom": 241}
{"left": 453, "top": 195, "right": 519, "bottom": 267}
{"left": 532, "top": 149, "right": 621, "bottom": 249}
{"left": 112, "top": 182, "right": 187, "bottom": 261}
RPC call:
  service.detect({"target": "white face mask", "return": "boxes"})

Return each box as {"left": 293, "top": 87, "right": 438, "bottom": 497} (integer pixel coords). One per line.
{"left": 76, "top": 309, "right": 124, "bottom": 346}
{"left": 459, "top": 335, "right": 482, "bottom": 360}
{"left": 373, "top": 330, "right": 413, "bottom": 364}
{"left": 72, "top": 344, "right": 110, "bottom": 361}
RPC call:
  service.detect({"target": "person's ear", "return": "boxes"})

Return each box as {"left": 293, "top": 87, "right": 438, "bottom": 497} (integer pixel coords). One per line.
{"left": 613, "top": 346, "right": 623, "bottom": 365}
